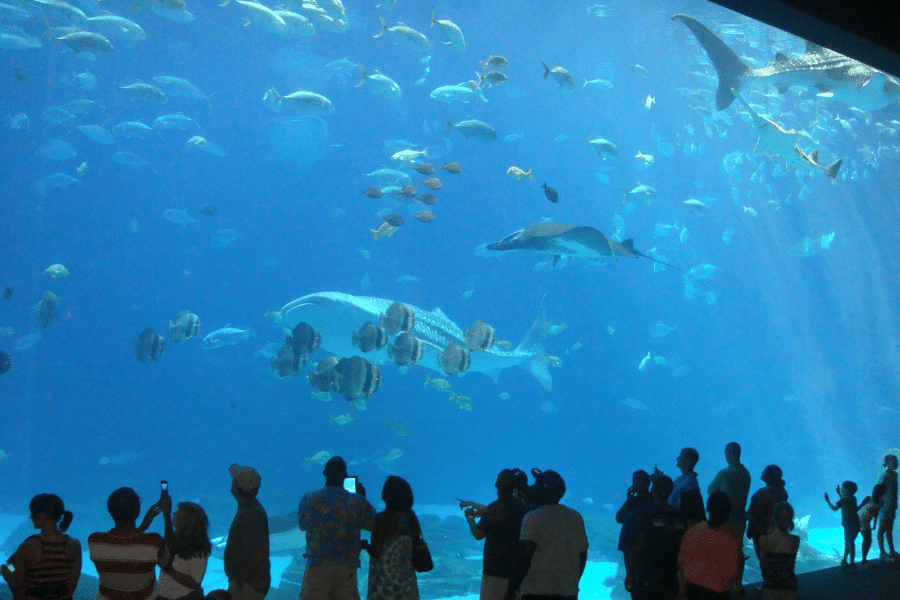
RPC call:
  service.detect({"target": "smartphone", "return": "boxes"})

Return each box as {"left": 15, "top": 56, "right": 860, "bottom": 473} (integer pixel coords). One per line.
{"left": 343, "top": 476, "right": 358, "bottom": 494}
{"left": 161, "top": 480, "right": 169, "bottom": 497}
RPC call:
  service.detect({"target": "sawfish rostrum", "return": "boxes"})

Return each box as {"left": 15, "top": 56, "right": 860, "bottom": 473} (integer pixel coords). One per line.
{"left": 672, "top": 13, "right": 900, "bottom": 112}
{"left": 280, "top": 292, "right": 551, "bottom": 390}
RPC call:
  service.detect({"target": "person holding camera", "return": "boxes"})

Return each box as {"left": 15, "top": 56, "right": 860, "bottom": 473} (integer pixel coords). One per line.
{"left": 458, "top": 469, "right": 528, "bottom": 600}
{"left": 504, "top": 470, "right": 588, "bottom": 600}
{"left": 88, "top": 487, "right": 165, "bottom": 600}
{"left": 615, "top": 470, "right": 652, "bottom": 571}
{"left": 157, "top": 491, "right": 212, "bottom": 600}
{"left": 297, "top": 456, "right": 375, "bottom": 600}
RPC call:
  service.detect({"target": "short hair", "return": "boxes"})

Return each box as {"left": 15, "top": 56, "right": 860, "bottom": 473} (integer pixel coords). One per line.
{"left": 382, "top": 475, "right": 414, "bottom": 511}
{"left": 681, "top": 447, "right": 699, "bottom": 466}
{"left": 725, "top": 442, "right": 741, "bottom": 456}
{"left": 842, "top": 481, "right": 858, "bottom": 495}
{"left": 496, "top": 469, "right": 516, "bottom": 492}
{"left": 652, "top": 475, "right": 674, "bottom": 500}
{"left": 772, "top": 501, "right": 795, "bottom": 532}
{"left": 885, "top": 454, "right": 898, "bottom": 470}
{"left": 29, "top": 494, "right": 73, "bottom": 532}
{"left": 107, "top": 487, "right": 141, "bottom": 523}
{"left": 707, "top": 491, "right": 732, "bottom": 529}
{"left": 324, "top": 456, "right": 348, "bottom": 478}
{"left": 679, "top": 488, "right": 706, "bottom": 522}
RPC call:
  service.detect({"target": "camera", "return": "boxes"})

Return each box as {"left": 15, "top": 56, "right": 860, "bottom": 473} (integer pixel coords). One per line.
{"left": 161, "top": 480, "right": 169, "bottom": 498}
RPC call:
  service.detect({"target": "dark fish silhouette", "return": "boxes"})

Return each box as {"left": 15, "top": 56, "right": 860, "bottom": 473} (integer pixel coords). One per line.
{"left": 200, "top": 204, "right": 219, "bottom": 217}
{"left": 0, "top": 350, "right": 10, "bottom": 375}
{"left": 135, "top": 328, "right": 165, "bottom": 362}
{"left": 2, "top": 286, "right": 12, "bottom": 301}
{"left": 485, "top": 222, "right": 697, "bottom": 278}
{"left": 382, "top": 214, "right": 405, "bottom": 227}
{"left": 35, "top": 292, "right": 59, "bottom": 328}
{"left": 412, "top": 163, "right": 435, "bottom": 175}
{"left": 541, "top": 182, "right": 559, "bottom": 204}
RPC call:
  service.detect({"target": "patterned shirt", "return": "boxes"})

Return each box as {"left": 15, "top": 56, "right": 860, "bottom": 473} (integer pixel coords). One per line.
{"left": 88, "top": 530, "right": 164, "bottom": 600}
{"left": 298, "top": 486, "right": 376, "bottom": 566}
{"left": 668, "top": 472, "right": 700, "bottom": 509}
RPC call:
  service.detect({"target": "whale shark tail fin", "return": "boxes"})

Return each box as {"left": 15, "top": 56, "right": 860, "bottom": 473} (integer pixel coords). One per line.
{"left": 516, "top": 295, "right": 551, "bottom": 391}
{"left": 672, "top": 14, "right": 749, "bottom": 110}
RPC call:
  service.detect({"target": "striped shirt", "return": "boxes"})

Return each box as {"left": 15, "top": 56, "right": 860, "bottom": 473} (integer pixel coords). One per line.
{"left": 88, "top": 530, "right": 165, "bottom": 600}
{"left": 22, "top": 536, "right": 78, "bottom": 600}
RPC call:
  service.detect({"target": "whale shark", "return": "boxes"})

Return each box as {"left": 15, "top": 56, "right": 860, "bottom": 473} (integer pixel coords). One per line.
{"left": 672, "top": 13, "right": 900, "bottom": 112}
{"left": 485, "top": 223, "right": 697, "bottom": 280}
{"left": 280, "top": 291, "right": 552, "bottom": 390}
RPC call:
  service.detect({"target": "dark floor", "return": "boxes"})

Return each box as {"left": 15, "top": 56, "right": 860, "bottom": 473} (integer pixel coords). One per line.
{"left": 740, "top": 558, "right": 900, "bottom": 600}
{"left": 3, "top": 560, "right": 900, "bottom": 600}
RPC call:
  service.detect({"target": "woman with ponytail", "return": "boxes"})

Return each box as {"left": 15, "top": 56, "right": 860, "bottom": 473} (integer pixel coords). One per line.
{"left": 1, "top": 494, "right": 82, "bottom": 600}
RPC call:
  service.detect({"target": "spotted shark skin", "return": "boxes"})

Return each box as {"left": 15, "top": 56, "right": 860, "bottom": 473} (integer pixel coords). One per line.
{"left": 280, "top": 291, "right": 551, "bottom": 390}
{"left": 673, "top": 13, "right": 900, "bottom": 112}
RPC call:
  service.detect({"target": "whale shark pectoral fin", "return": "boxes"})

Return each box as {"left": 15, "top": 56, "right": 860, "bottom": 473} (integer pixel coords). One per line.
{"left": 515, "top": 295, "right": 551, "bottom": 391}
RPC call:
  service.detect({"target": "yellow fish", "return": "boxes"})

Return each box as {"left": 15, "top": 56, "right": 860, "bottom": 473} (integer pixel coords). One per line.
{"left": 43, "top": 264, "right": 69, "bottom": 279}
{"left": 449, "top": 392, "right": 473, "bottom": 410}
{"left": 384, "top": 448, "right": 404, "bottom": 461}
{"left": 506, "top": 166, "right": 533, "bottom": 180}
{"left": 330, "top": 413, "right": 353, "bottom": 425}
{"left": 76, "top": 161, "right": 88, "bottom": 175}
{"left": 371, "top": 222, "right": 398, "bottom": 240}
{"left": 635, "top": 150, "right": 654, "bottom": 165}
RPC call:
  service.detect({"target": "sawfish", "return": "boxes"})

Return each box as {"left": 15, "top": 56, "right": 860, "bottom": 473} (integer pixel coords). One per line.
{"left": 280, "top": 291, "right": 552, "bottom": 390}
{"left": 485, "top": 223, "right": 698, "bottom": 280}
{"left": 672, "top": 13, "right": 900, "bottom": 112}
{"left": 732, "top": 93, "right": 842, "bottom": 180}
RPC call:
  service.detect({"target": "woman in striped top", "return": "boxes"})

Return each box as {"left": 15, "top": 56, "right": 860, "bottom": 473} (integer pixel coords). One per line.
{"left": 1, "top": 494, "right": 82, "bottom": 600}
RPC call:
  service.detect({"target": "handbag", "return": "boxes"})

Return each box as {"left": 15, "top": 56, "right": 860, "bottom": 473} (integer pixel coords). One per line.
{"left": 400, "top": 512, "right": 434, "bottom": 572}
{"left": 411, "top": 535, "right": 433, "bottom": 573}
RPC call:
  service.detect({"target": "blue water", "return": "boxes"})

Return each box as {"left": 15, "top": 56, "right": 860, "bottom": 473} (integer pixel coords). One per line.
{"left": 2, "top": 0, "right": 900, "bottom": 592}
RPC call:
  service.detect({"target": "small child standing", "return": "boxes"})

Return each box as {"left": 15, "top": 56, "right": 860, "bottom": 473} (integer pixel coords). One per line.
{"left": 825, "top": 481, "right": 860, "bottom": 569}
{"left": 859, "top": 484, "right": 887, "bottom": 567}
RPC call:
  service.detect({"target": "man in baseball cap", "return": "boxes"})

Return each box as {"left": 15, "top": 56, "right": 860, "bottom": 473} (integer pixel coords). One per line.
{"left": 224, "top": 464, "right": 270, "bottom": 600}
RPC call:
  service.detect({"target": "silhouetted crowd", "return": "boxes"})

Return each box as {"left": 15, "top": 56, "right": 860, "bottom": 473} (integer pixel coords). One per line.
{"left": 2, "top": 448, "right": 897, "bottom": 600}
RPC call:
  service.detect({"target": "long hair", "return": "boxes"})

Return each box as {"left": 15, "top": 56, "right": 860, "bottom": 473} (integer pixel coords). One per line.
{"left": 382, "top": 476, "right": 414, "bottom": 512}
{"left": 171, "top": 502, "right": 212, "bottom": 559}
{"left": 29, "top": 494, "right": 73, "bottom": 532}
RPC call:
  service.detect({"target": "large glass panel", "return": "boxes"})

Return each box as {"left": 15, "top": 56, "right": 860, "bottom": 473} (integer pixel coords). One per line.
{"left": 1, "top": 0, "right": 898, "bottom": 598}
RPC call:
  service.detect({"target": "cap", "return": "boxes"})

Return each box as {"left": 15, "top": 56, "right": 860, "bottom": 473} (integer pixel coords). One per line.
{"left": 229, "top": 463, "right": 261, "bottom": 492}
{"left": 535, "top": 469, "right": 566, "bottom": 499}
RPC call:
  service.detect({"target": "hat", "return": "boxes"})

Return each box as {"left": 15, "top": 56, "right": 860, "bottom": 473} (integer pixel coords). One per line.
{"left": 535, "top": 469, "right": 566, "bottom": 499}
{"left": 229, "top": 463, "right": 261, "bottom": 492}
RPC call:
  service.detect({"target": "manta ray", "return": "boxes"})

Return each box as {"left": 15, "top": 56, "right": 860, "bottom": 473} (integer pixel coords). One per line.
{"left": 280, "top": 291, "right": 552, "bottom": 390}
{"left": 485, "top": 223, "right": 696, "bottom": 279}
{"left": 672, "top": 14, "right": 900, "bottom": 112}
